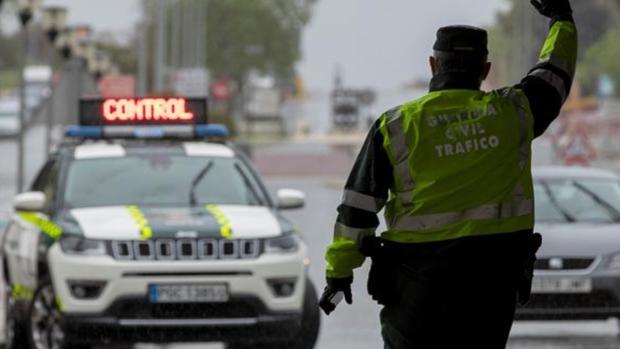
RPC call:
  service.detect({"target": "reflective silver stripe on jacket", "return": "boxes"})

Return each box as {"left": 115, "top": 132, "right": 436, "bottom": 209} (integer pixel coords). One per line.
{"left": 529, "top": 68, "right": 568, "bottom": 102}
{"left": 502, "top": 89, "right": 530, "bottom": 169}
{"left": 537, "top": 56, "right": 574, "bottom": 78}
{"left": 342, "top": 190, "right": 386, "bottom": 213}
{"left": 385, "top": 107, "right": 415, "bottom": 206}
{"left": 334, "top": 222, "right": 375, "bottom": 245}
{"left": 389, "top": 197, "right": 533, "bottom": 232}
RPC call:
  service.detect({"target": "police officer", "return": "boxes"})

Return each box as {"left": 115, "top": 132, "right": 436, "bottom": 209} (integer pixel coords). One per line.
{"left": 319, "top": 0, "right": 577, "bottom": 347}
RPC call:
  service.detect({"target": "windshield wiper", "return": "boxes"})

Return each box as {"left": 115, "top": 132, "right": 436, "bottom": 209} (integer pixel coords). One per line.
{"left": 189, "top": 161, "right": 214, "bottom": 207}
{"left": 542, "top": 182, "right": 577, "bottom": 223}
{"left": 573, "top": 181, "right": 620, "bottom": 223}
{"left": 234, "top": 163, "right": 262, "bottom": 205}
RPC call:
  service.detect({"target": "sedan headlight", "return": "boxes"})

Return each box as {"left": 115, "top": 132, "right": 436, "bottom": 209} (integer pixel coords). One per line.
{"left": 609, "top": 254, "right": 620, "bottom": 269}
{"left": 59, "top": 236, "right": 107, "bottom": 256}
{"left": 264, "top": 234, "right": 300, "bottom": 254}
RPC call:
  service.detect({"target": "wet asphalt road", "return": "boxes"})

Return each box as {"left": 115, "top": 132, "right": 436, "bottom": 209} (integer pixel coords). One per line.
{"left": 3, "top": 124, "right": 620, "bottom": 348}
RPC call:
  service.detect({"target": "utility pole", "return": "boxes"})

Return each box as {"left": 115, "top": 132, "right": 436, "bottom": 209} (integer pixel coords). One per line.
{"left": 182, "top": 0, "right": 193, "bottom": 68}
{"left": 42, "top": 6, "right": 67, "bottom": 154}
{"left": 170, "top": 0, "right": 181, "bottom": 70}
{"left": 16, "top": 0, "right": 41, "bottom": 193}
{"left": 16, "top": 25, "right": 28, "bottom": 193}
{"left": 154, "top": 0, "right": 167, "bottom": 92}
{"left": 200, "top": 0, "right": 208, "bottom": 68}
{"left": 137, "top": 21, "right": 148, "bottom": 96}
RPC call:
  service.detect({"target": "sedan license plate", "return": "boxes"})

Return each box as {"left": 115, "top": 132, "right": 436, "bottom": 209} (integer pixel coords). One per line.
{"left": 149, "top": 284, "right": 229, "bottom": 303}
{"left": 531, "top": 277, "right": 592, "bottom": 294}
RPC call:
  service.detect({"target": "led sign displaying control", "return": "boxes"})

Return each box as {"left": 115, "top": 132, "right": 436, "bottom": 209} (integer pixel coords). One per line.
{"left": 79, "top": 97, "right": 208, "bottom": 126}
{"left": 103, "top": 98, "right": 194, "bottom": 122}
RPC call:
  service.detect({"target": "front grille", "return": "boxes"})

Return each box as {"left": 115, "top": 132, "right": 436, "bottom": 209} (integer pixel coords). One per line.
{"left": 534, "top": 257, "right": 595, "bottom": 271}
{"left": 106, "top": 297, "right": 262, "bottom": 319}
{"left": 522, "top": 291, "right": 620, "bottom": 309}
{"left": 110, "top": 239, "right": 261, "bottom": 261}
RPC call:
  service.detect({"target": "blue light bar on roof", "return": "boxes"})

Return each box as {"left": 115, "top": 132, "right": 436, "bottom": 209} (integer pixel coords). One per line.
{"left": 65, "top": 126, "right": 103, "bottom": 139}
{"left": 64, "top": 124, "right": 229, "bottom": 140}
{"left": 133, "top": 127, "right": 165, "bottom": 139}
{"left": 195, "top": 124, "right": 230, "bottom": 138}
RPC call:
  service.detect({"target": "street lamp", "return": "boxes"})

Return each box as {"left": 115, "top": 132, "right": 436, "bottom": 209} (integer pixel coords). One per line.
{"left": 69, "top": 24, "right": 91, "bottom": 49}
{"left": 15, "top": 0, "right": 42, "bottom": 193}
{"left": 61, "top": 25, "right": 90, "bottom": 127}
{"left": 42, "top": 6, "right": 67, "bottom": 43}
{"left": 88, "top": 50, "right": 111, "bottom": 82}
{"left": 74, "top": 40, "right": 95, "bottom": 62}
{"left": 55, "top": 27, "right": 73, "bottom": 60}
{"left": 42, "top": 6, "right": 67, "bottom": 154}
{"left": 17, "top": 0, "right": 41, "bottom": 26}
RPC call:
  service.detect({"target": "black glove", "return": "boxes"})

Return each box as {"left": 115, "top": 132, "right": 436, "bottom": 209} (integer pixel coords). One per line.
{"left": 530, "top": 0, "right": 572, "bottom": 19}
{"left": 318, "top": 277, "right": 353, "bottom": 315}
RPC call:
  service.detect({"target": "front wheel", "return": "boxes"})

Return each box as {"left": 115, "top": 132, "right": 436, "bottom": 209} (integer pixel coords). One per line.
{"left": 228, "top": 277, "right": 321, "bottom": 349}
{"left": 295, "top": 277, "right": 321, "bottom": 348}
{"left": 4, "top": 284, "right": 29, "bottom": 349}
{"left": 27, "top": 281, "right": 87, "bottom": 349}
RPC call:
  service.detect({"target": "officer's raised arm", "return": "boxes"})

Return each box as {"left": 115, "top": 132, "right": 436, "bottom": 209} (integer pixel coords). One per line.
{"left": 518, "top": 0, "right": 578, "bottom": 137}
{"left": 318, "top": 119, "right": 392, "bottom": 315}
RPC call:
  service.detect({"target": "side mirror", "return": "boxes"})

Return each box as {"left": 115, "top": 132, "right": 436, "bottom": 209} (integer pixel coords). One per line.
{"left": 276, "top": 189, "right": 306, "bottom": 210}
{"left": 13, "top": 192, "right": 46, "bottom": 212}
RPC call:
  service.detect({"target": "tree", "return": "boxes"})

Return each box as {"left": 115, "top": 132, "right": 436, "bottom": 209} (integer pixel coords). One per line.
{"left": 487, "top": 0, "right": 616, "bottom": 89}
{"left": 578, "top": 26, "right": 620, "bottom": 96}
{"left": 96, "top": 36, "right": 138, "bottom": 75}
{"left": 205, "top": 0, "right": 315, "bottom": 82}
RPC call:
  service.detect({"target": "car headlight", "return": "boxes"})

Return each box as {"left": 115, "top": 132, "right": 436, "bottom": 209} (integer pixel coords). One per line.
{"left": 609, "top": 254, "right": 620, "bottom": 269}
{"left": 59, "top": 236, "right": 107, "bottom": 256}
{"left": 264, "top": 234, "right": 300, "bottom": 254}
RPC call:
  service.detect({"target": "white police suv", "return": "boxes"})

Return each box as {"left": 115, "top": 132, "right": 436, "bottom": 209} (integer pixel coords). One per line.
{"left": 1, "top": 97, "right": 320, "bottom": 349}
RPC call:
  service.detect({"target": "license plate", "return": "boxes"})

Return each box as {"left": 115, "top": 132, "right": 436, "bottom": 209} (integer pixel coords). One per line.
{"left": 149, "top": 284, "right": 229, "bottom": 303}
{"left": 531, "top": 277, "right": 592, "bottom": 294}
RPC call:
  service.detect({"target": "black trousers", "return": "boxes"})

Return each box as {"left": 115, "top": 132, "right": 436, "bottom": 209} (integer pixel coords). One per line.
{"left": 377, "top": 231, "right": 530, "bottom": 349}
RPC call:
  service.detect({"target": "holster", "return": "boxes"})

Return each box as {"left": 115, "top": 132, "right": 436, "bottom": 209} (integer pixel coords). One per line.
{"left": 360, "top": 237, "right": 400, "bottom": 307}
{"left": 518, "top": 232, "right": 543, "bottom": 305}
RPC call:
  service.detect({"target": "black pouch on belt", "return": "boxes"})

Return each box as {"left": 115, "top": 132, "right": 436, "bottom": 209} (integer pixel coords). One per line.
{"left": 361, "top": 237, "right": 400, "bottom": 307}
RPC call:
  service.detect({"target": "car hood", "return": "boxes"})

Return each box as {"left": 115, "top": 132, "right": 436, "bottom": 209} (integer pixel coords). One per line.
{"left": 536, "top": 222, "right": 620, "bottom": 257}
{"left": 59, "top": 205, "right": 291, "bottom": 240}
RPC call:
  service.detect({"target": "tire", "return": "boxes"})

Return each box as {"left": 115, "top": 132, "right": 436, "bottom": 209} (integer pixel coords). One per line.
{"left": 228, "top": 277, "right": 321, "bottom": 349}
{"left": 4, "top": 285, "right": 29, "bottom": 349}
{"left": 27, "top": 280, "right": 87, "bottom": 349}
{"left": 295, "top": 277, "right": 321, "bottom": 349}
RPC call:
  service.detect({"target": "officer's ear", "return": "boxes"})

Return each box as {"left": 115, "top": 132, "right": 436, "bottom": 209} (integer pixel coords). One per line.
{"left": 481, "top": 61, "right": 492, "bottom": 81}
{"left": 430, "top": 56, "right": 438, "bottom": 76}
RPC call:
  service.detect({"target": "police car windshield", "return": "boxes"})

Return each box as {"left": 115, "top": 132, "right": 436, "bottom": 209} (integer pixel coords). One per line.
{"left": 535, "top": 180, "right": 620, "bottom": 224}
{"left": 63, "top": 156, "right": 265, "bottom": 208}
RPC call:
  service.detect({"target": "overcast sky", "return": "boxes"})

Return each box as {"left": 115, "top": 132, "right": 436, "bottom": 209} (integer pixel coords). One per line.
{"left": 36, "top": 0, "right": 509, "bottom": 91}
{"left": 299, "top": 0, "right": 510, "bottom": 90}
{"left": 43, "top": 0, "right": 141, "bottom": 32}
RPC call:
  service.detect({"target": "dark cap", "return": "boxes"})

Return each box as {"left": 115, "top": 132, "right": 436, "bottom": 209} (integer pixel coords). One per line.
{"left": 433, "top": 25, "right": 488, "bottom": 55}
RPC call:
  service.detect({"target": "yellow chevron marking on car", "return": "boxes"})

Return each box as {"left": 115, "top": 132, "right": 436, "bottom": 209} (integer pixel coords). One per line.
{"left": 127, "top": 206, "right": 153, "bottom": 240}
{"left": 206, "top": 205, "right": 232, "bottom": 239}
{"left": 56, "top": 296, "right": 64, "bottom": 312}
{"left": 11, "top": 283, "right": 34, "bottom": 301}
{"left": 17, "top": 212, "right": 63, "bottom": 240}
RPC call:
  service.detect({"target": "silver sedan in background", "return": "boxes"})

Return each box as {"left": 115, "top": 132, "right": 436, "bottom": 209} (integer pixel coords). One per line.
{"left": 517, "top": 166, "right": 620, "bottom": 324}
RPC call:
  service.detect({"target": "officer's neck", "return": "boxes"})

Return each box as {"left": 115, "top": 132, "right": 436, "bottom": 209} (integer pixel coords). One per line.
{"left": 429, "top": 72, "right": 482, "bottom": 92}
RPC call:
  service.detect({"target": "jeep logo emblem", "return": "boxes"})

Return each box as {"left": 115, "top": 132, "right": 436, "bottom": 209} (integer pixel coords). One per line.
{"left": 549, "top": 257, "right": 564, "bottom": 270}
